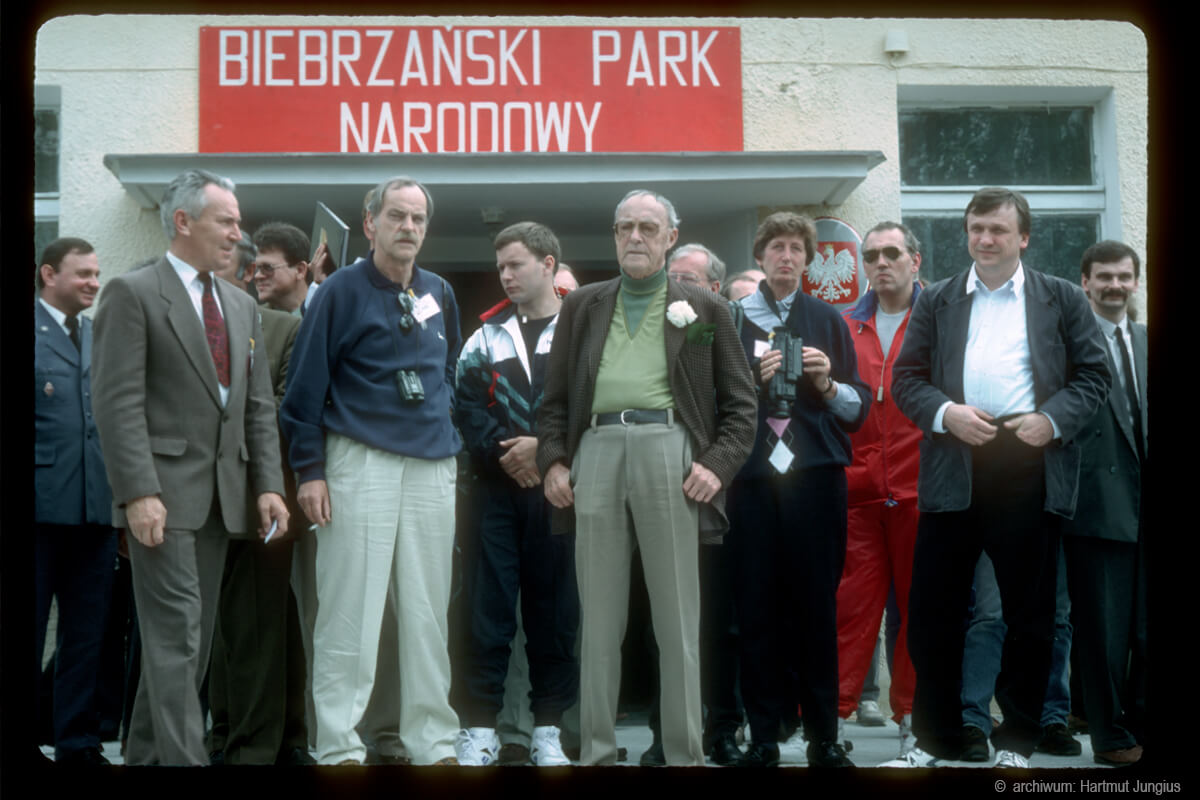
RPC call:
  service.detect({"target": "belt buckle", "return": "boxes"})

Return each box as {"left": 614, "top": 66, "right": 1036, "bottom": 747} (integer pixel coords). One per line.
{"left": 619, "top": 409, "right": 634, "bottom": 425}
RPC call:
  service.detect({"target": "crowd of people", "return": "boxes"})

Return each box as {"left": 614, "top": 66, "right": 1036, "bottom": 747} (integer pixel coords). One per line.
{"left": 33, "top": 171, "right": 1146, "bottom": 770}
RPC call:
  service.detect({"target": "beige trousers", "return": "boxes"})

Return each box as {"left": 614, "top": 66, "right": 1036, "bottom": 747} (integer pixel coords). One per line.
{"left": 573, "top": 420, "right": 704, "bottom": 766}
{"left": 311, "top": 433, "right": 458, "bottom": 764}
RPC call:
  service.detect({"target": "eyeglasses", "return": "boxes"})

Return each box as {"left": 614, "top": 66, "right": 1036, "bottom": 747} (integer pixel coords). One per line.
{"left": 863, "top": 246, "right": 906, "bottom": 264}
{"left": 254, "top": 262, "right": 293, "bottom": 277}
{"left": 397, "top": 292, "right": 416, "bottom": 334}
{"left": 613, "top": 220, "right": 662, "bottom": 239}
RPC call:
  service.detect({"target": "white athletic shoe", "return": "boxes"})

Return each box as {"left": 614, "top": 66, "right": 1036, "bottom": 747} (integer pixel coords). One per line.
{"left": 530, "top": 725, "right": 571, "bottom": 767}
{"left": 994, "top": 749, "right": 1030, "bottom": 768}
{"left": 879, "top": 746, "right": 945, "bottom": 768}
{"left": 455, "top": 727, "right": 500, "bottom": 766}
{"left": 856, "top": 699, "right": 886, "bottom": 726}
{"left": 898, "top": 714, "right": 916, "bottom": 757}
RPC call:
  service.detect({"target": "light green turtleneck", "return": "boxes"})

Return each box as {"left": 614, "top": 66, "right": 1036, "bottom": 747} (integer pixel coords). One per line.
{"left": 591, "top": 268, "right": 674, "bottom": 414}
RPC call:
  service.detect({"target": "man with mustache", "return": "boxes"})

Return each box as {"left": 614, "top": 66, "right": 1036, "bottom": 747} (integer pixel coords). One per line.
{"left": 887, "top": 187, "right": 1110, "bottom": 768}
{"left": 1061, "top": 240, "right": 1147, "bottom": 766}
{"left": 281, "top": 176, "right": 463, "bottom": 765}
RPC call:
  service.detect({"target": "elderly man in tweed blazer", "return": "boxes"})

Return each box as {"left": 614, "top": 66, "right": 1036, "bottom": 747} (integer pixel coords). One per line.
{"left": 537, "top": 190, "right": 756, "bottom": 766}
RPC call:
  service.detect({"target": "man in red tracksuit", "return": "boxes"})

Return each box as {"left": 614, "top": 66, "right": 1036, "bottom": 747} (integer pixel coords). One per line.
{"left": 835, "top": 221, "right": 923, "bottom": 758}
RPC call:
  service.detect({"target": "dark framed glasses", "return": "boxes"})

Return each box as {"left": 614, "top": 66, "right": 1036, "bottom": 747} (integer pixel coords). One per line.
{"left": 863, "top": 246, "right": 905, "bottom": 263}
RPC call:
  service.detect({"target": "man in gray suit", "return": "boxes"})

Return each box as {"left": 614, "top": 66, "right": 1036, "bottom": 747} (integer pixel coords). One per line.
{"left": 34, "top": 237, "right": 116, "bottom": 764}
{"left": 92, "top": 169, "right": 288, "bottom": 766}
{"left": 888, "top": 187, "right": 1110, "bottom": 768}
{"left": 1062, "top": 240, "right": 1147, "bottom": 767}
{"left": 537, "top": 190, "right": 757, "bottom": 766}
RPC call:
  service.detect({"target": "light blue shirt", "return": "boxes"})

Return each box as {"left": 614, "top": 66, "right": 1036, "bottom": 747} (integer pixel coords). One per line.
{"left": 1092, "top": 312, "right": 1138, "bottom": 398}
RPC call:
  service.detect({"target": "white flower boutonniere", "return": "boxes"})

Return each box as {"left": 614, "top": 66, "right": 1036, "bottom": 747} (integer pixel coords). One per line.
{"left": 666, "top": 300, "right": 698, "bottom": 328}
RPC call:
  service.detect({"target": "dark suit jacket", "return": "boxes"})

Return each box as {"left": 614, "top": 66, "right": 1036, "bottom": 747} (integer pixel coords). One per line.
{"left": 92, "top": 257, "right": 284, "bottom": 534}
{"left": 1061, "top": 319, "right": 1146, "bottom": 542}
{"left": 892, "top": 267, "right": 1110, "bottom": 518}
{"left": 258, "top": 306, "right": 303, "bottom": 530}
{"left": 537, "top": 273, "right": 757, "bottom": 535}
{"left": 34, "top": 300, "right": 112, "bottom": 526}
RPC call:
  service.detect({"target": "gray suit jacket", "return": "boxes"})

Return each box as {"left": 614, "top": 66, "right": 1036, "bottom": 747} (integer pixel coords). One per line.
{"left": 892, "top": 267, "right": 1111, "bottom": 518}
{"left": 34, "top": 300, "right": 113, "bottom": 526}
{"left": 1062, "top": 320, "right": 1146, "bottom": 541}
{"left": 92, "top": 257, "right": 284, "bottom": 535}
{"left": 537, "top": 274, "right": 757, "bottom": 536}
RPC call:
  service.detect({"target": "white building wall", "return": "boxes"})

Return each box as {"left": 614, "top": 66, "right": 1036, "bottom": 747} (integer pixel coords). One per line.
{"left": 36, "top": 14, "right": 1147, "bottom": 311}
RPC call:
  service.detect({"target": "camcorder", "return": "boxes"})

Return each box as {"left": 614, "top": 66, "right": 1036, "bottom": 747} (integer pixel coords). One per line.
{"left": 766, "top": 326, "right": 804, "bottom": 419}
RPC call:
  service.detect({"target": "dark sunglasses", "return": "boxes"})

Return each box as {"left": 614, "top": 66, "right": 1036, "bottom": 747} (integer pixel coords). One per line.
{"left": 863, "top": 246, "right": 905, "bottom": 263}
{"left": 397, "top": 292, "right": 416, "bottom": 333}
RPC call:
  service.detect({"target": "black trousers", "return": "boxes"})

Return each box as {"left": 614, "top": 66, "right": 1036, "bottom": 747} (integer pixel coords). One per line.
{"left": 208, "top": 536, "right": 308, "bottom": 764}
{"left": 729, "top": 466, "right": 847, "bottom": 746}
{"left": 908, "top": 429, "right": 1059, "bottom": 758}
{"left": 462, "top": 480, "right": 579, "bottom": 726}
{"left": 1063, "top": 534, "right": 1146, "bottom": 752}
{"left": 35, "top": 523, "right": 118, "bottom": 759}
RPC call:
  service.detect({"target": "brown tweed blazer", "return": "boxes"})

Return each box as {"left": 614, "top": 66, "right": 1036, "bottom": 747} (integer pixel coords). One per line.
{"left": 537, "top": 273, "right": 757, "bottom": 536}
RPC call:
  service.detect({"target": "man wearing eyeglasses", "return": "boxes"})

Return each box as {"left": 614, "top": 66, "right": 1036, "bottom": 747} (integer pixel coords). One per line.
{"left": 280, "top": 176, "right": 463, "bottom": 766}
{"left": 834, "top": 222, "right": 924, "bottom": 760}
{"left": 667, "top": 243, "right": 725, "bottom": 294}
{"left": 252, "top": 222, "right": 311, "bottom": 315}
{"left": 537, "top": 190, "right": 757, "bottom": 766}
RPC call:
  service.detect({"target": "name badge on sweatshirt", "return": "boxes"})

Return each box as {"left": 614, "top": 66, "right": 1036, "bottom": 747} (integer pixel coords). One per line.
{"left": 412, "top": 293, "right": 440, "bottom": 324}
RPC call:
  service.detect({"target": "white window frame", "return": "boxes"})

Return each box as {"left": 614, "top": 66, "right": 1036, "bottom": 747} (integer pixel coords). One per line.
{"left": 897, "top": 86, "right": 1121, "bottom": 242}
{"left": 34, "top": 85, "right": 61, "bottom": 231}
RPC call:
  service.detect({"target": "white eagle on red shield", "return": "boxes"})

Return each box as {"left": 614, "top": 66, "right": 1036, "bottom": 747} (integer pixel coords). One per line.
{"left": 804, "top": 242, "right": 857, "bottom": 303}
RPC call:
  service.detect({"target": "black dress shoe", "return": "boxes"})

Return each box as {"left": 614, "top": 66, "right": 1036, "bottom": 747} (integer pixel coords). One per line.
{"left": 1035, "top": 723, "right": 1082, "bottom": 756}
{"left": 56, "top": 747, "right": 111, "bottom": 766}
{"left": 709, "top": 733, "right": 742, "bottom": 766}
{"left": 737, "top": 742, "right": 780, "bottom": 768}
{"left": 639, "top": 739, "right": 665, "bottom": 767}
{"left": 209, "top": 749, "right": 225, "bottom": 766}
{"left": 806, "top": 740, "right": 854, "bottom": 768}
{"left": 276, "top": 746, "right": 317, "bottom": 765}
{"left": 960, "top": 726, "right": 990, "bottom": 762}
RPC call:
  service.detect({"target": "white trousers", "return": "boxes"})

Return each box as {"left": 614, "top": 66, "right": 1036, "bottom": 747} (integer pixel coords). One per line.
{"left": 312, "top": 433, "right": 458, "bottom": 764}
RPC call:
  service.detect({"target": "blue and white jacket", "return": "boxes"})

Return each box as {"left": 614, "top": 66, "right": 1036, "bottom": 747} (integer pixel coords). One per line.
{"left": 454, "top": 297, "right": 558, "bottom": 479}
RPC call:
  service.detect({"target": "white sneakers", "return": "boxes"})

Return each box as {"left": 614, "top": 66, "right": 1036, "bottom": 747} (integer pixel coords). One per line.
{"left": 881, "top": 744, "right": 1032, "bottom": 769}
{"left": 898, "top": 713, "right": 916, "bottom": 757}
{"left": 530, "top": 725, "right": 571, "bottom": 767}
{"left": 879, "top": 746, "right": 946, "bottom": 768}
{"left": 994, "top": 749, "right": 1031, "bottom": 768}
{"left": 455, "top": 727, "right": 500, "bottom": 766}
{"left": 456, "top": 725, "right": 572, "bottom": 767}
{"left": 856, "top": 700, "right": 886, "bottom": 726}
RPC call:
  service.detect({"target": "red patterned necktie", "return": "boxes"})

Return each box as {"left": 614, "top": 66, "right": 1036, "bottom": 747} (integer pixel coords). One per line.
{"left": 198, "top": 272, "right": 230, "bottom": 387}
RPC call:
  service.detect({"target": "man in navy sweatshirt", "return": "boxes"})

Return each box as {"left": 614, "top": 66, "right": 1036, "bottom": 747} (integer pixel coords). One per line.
{"left": 280, "top": 176, "right": 463, "bottom": 766}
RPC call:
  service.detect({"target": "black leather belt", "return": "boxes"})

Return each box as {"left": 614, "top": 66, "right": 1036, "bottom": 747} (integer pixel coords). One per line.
{"left": 594, "top": 409, "right": 671, "bottom": 426}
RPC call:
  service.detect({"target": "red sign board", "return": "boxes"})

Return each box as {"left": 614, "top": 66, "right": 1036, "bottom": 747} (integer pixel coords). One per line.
{"left": 808, "top": 217, "right": 865, "bottom": 307}
{"left": 199, "top": 25, "right": 742, "bottom": 154}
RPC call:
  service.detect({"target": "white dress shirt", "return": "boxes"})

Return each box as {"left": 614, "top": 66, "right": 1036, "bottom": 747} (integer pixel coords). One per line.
{"left": 166, "top": 251, "right": 230, "bottom": 407}
{"left": 933, "top": 263, "right": 1059, "bottom": 438}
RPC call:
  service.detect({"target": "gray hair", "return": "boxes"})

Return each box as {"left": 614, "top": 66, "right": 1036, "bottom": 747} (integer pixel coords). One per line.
{"left": 669, "top": 243, "right": 726, "bottom": 284}
{"left": 863, "top": 221, "right": 921, "bottom": 257}
{"left": 160, "top": 169, "right": 236, "bottom": 241}
{"left": 235, "top": 231, "right": 257, "bottom": 281}
{"left": 614, "top": 189, "right": 681, "bottom": 229}
{"left": 367, "top": 176, "right": 434, "bottom": 224}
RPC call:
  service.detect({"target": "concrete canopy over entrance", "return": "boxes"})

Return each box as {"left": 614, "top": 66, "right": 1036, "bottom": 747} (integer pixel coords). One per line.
{"left": 103, "top": 150, "right": 885, "bottom": 272}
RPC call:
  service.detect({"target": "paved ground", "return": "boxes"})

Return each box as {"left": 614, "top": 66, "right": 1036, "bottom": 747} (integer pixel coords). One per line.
{"left": 52, "top": 709, "right": 1098, "bottom": 768}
